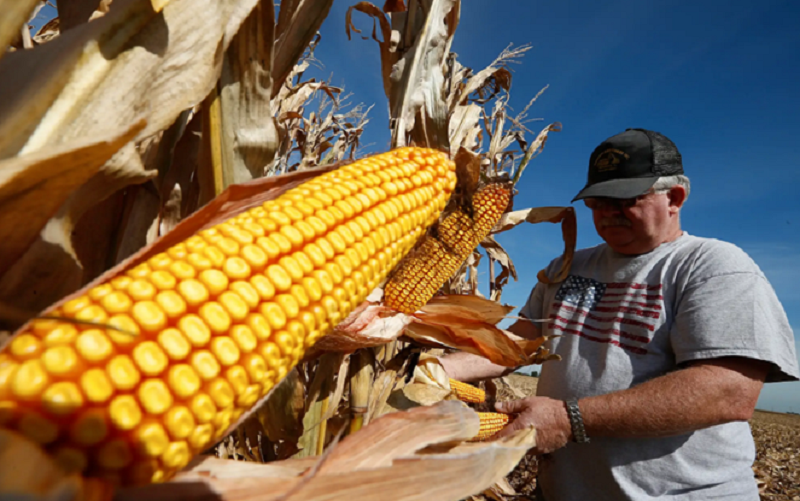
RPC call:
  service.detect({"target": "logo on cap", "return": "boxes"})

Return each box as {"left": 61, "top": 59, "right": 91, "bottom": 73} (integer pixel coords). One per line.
{"left": 594, "top": 148, "right": 630, "bottom": 172}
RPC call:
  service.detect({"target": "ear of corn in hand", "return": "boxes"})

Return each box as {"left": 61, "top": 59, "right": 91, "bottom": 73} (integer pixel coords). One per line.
{"left": 384, "top": 183, "right": 511, "bottom": 314}
{"left": 0, "top": 147, "right": 456, "bottom": 486}
{"left": 449, "top": 378, "right": 485, "bottom": 404}
{"left": 471, "top": 412, "right": 510, "bottom": 442}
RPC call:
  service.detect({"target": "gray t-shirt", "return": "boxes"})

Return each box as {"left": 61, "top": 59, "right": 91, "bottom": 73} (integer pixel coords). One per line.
{"left": 520, "top": 232, "right": 799, "bottom": 501}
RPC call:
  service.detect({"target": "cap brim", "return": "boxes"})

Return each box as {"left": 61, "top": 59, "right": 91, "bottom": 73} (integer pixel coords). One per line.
{"left": 571, "top": 177, "right": 658, "bottom": 202}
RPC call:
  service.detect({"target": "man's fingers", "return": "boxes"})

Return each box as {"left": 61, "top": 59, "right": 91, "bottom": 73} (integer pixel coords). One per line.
{"left": 493, "top": 413, "right": 532, "bottom": 439}
{"left": 495, "top": 397, "right": 531, "bottom": 414}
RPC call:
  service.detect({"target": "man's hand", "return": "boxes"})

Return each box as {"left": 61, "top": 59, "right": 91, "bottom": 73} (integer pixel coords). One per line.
{"left": 493, "top": 396, "right": 573, "bottom": 454}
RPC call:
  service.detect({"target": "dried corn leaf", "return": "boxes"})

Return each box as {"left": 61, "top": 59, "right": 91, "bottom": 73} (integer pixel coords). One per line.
{"left": 413, "top": 353, "right": 452, "bottom": 390}
{"left": 314, "top": 303, "right": 413, "bottom": 352}
{"left": 345, "top": 2, "right": 399, "bottom": 102}
{"left": 389, "top": 0, "right": 459, "bottom": 148}
{"left": 480, "top": 235, "right": 516, "bottom": 301}
{"left": 511, "top": 122, "right": 562, "bottom": 185}
{"left": 180, "top": 455, "right": 319, "bottom": 479}
{"left": 319, "top": 400, "right": 479, "bottom": 473}
{"left": 0, "top": 141, "right": 162, "bottom": 315}
{"left": 0, "top": 0, "right": 40, "bottom": 62}
{"left": 257, "top": 368, "right": 306, "bottom": 446}
{"left": 448, "top": 44, "right": 528, "bottom": 111}
{"left": 389, "top": 383, "right": 454, "bottom": 409}
{"left": 297, "top": 353, "right": 343, "bottom": 458}
{"left": 419, "top": 294, "right": 514, "bottom": 326}
{"left": 0, "top": 0, "right": 270, "bottom": 314}
{"left": 271, "top": 0, "right": 334, "bottom": 97}
{"left": 217, "top": 0, "right": 277, "bottom": 186}
{"left": 121, "top": 402, "right": 533, "bottom": 501}
{"left": 490, "top": 206, "right": 577, "bottom": 285}
{"left": 367, "top": 347, "right": 410, "bottom": 422}
{"left": 0, "top": 121, "right": 143, "bottom": 279}
{"left": 404, "top": 316, "right": 528, "bottom": 367}
{"left": 449, "top": 103, "right": 482, "bottom": 157}
{"left": 58, "top": 0, "right": 111, "bottom": 31}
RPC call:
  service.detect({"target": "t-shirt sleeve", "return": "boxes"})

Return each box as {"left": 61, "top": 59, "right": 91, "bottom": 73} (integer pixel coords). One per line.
{"left": 519, "top": 282, "right": 545, "bottom": 320}
{"left": 519, "top": 256, "right": 562, "bottom": 321}
{"left": 670, "top": 242, "right": 800, "bottom": 383}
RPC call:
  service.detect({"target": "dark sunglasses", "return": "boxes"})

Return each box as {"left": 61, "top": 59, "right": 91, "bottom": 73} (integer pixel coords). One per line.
{"left": 583, "top": 189, "right": 665, "bottom": 211}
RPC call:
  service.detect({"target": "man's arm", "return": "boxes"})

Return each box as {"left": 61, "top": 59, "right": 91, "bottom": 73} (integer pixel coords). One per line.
{"left": 494, "top": 356, "right": 771, "bottom": 453}
{"left": 438, "top": 317, "right": 541, "bottom": 383}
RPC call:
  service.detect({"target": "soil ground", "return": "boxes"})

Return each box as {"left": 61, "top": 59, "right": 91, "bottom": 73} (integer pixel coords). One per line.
{"left": 495, "top": 374, "right": 800, "bottom": 501}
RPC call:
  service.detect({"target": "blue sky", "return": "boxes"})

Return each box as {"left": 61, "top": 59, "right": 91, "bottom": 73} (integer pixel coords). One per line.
{"left": 32, "top": 1, "right": 799, "bottom": 411}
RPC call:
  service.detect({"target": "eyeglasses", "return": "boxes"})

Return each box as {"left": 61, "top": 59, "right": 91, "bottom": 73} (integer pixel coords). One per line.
{"left": 583, "top": 189, "right": 667, "bottom": 211}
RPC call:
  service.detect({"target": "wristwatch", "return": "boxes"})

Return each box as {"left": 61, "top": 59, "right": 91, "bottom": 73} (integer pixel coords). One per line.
{"left": 565, "top": 398, "right": 590, "bottom": 444}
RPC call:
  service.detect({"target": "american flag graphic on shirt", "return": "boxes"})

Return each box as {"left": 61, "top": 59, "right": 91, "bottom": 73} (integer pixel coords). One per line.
{"left": 549, "top": 275, "right": 663, "bottom": 355}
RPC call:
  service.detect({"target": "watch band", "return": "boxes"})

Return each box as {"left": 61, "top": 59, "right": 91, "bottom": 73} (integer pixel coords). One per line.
{"left": 565, "top": 398, "right": 590, "bottom": 444}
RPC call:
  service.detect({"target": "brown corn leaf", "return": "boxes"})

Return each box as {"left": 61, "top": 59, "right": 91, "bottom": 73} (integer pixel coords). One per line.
{"left": 419, "top": 295, "right": 514, "bottom": 326}
{"left": 454, "top": 146, "right": 481, "bottom": 198}
{"left": 383, "top": 0, "right": 407, "bottom": 13}
{"left": 33, "top": 16, "right": 61, "bottom": 45}
{"left": 57, "top": 0, "right": 109, "bottom": 31}
{"left": 404, "top": 315, "right": 528, "bottom": 367}
{"left": 480, "top": 235, "right": 517, "bottom": 301}
{"left": 391, "top": 383, "right": 455, "bottom": 408}
{"left": 257, "top": 368, "right": 306, "bottom": 446}
{"left": 0, "top": 121, "right": 143, "bottom": 279}
{"left": 345, "top": 2, "right": 399, "bottom": 103}
{"left": 296, "top": 353, "right": 343, "bottom": 458}
{"left": 512, "top": 122, "right": 562, "bottom": 185}
{"left": 319, "top": 353, "right": 351, "bottom": 423}
{"left": 448, "top": 44, "right": 530, "bottom": 111}
{"left": 0, "top": 0, "right": 40, "bottom": 62}
{"left": 367, "top": 347, "right": 410, "bottom": 422}
{"left": 123, "top": 402, "right": 534, "bottom": 501}
{"left": 271, "top": 0, "right": 334, "bottom": 97}
{"left": 0, "top": 141, "right": 159, "bottom": 316}
{"left": 490, "top": 206, "right": 577, "bottom": 285}
{"left": 320, "top": 400, "right": 479, "bottom": 473}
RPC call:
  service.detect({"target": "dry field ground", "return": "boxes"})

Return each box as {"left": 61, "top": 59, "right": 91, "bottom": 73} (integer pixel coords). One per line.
{"left": 497, "top": 374, "right": 800, "bottom": 501}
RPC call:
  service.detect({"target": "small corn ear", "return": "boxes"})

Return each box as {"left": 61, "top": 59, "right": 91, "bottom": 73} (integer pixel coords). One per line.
{"left": 449, "top": 378, "right": 485, "bottom": 404}
{"left": 384, "top": 183, "right": 511, "bottom": 314}
{"left": 471, "top": 412, "right": 510, "bottom": 441}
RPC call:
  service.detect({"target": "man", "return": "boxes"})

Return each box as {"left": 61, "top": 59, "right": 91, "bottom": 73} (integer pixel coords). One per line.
{"left": 440, "top": 128, "right": 799, "bottom": 500}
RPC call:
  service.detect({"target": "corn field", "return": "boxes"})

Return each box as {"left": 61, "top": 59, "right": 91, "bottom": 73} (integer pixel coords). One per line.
{"left": 0, "top": 1, "right": 576, "bottom": 500}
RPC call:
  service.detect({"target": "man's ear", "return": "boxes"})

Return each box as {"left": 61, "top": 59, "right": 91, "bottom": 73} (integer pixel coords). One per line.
{"left": 668, "top": 185, "right": 687, "bottom": 213}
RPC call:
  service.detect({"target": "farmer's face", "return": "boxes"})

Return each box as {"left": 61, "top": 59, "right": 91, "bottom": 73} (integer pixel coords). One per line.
{"left": 585, "top": 186, "right": 686, "bottom": 255}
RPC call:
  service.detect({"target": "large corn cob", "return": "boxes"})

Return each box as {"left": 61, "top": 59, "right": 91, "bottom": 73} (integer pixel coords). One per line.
{"left": 384, "top": 183, "right": 510, "bottom": 314}
{"left": 471, "top": 412, "right": 510, "bottom": 442}
{"left": 0, "top": 147, "right": 456, "bottom": 486}
{"left": 449, "top": 378, "right": 485, "bottom": 404}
